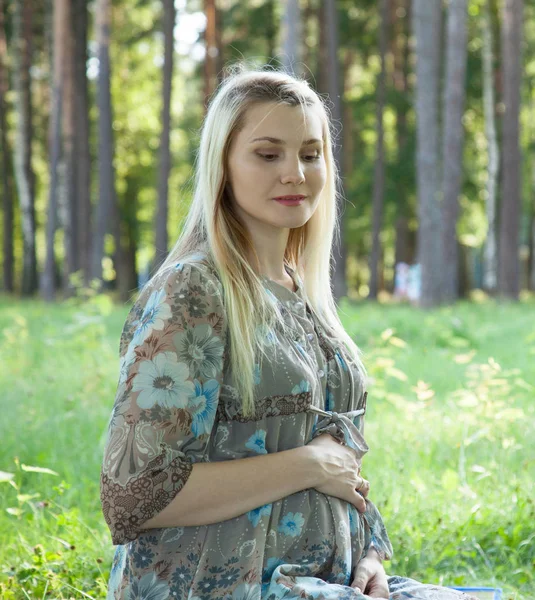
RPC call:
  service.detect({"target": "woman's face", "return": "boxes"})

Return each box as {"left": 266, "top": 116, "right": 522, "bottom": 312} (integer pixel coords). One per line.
{"left": 226, "top": 102, "right": 327, "bottom": 234}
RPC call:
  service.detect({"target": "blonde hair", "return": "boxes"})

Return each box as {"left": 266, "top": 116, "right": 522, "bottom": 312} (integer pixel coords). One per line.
{"left": 141, "top": 63, "right": 367, "bottom": 418}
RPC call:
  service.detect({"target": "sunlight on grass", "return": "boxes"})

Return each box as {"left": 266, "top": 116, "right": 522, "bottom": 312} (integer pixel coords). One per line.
{"left": 0, "top": 293, "right": 533, "bottom": 599}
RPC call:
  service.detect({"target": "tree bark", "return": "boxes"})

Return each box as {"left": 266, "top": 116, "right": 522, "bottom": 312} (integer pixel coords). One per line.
{"left": 61, "top": 0, "right": 77, "bottom": 297}
{"left": 441, "top": 0, "right": 468, "bottom": 303}
{"left": 369, "top": 0, "right": 389, "bottom": 299}
{"left": 72, "top": 0, "right": 92, "bottom": 287}
{"left": 281, "top": 0, "right": 301, "bottom": 77}
{"left": 392, "top": 0, "right": 413, "bottom": 271}
{"left": 91, "top": 0, "right": 118, "bottom": 289}
{"left": 13, "top": 0, "right": 37, "bottom": 295}
{"left": 42, "top": 0, "right": 66, "bottom": 301}
{"left": 412, "top": 0, "right": 442, "bottom": 308}
{"left": 498, "top": 0, "right": 524, "bottom": 299}
{"left": 482, "top": 0, "right": 499, "bottom": 294}
{"left": 0, "top": 0, "right": 14, "bottom": 292}
{"left": 154, "top": 0, "right": 176, "bottom": 272}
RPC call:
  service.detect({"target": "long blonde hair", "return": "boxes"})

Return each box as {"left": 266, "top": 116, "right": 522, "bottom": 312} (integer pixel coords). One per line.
{"left": 141, "top": 63, "right": 367, "bottom": 418}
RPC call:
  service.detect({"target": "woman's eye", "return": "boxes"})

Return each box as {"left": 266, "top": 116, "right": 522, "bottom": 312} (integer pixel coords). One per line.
{"left": 258, "top": 153, "right": 320, "bottom": 162}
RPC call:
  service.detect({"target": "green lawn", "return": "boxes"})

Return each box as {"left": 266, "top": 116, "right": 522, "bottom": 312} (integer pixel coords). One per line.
{"left": 0, "top": 292, "right": 533, "bottom": 599}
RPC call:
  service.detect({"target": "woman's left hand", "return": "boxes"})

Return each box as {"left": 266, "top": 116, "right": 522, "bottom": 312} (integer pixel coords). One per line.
{"left": 350, "top": 547, "right": 389, "bottom": 598}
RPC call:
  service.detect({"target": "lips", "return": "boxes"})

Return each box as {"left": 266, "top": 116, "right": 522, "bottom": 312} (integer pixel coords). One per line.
{"left": 273, "top": 195, "right": 306, "bottom": 201}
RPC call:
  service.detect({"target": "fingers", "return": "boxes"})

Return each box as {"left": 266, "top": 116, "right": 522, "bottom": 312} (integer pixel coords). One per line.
{"left": 351, "top": 562, "right": 370, "bottom": 594}
{"left": 354, "top": 492, "right": 366, "bottom": 513}
{"left": 356, "top": 476, "right": 370, "bottom": 498}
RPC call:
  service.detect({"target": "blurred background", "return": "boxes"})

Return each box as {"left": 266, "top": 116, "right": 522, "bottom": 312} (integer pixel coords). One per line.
{"left": 0, "top": 1, "right": 534, "bottom": 599}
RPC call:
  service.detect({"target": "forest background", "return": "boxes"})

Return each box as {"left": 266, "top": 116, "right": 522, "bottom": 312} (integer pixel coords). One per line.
{"left": 0, "top": 0, "right": 534, "bottom": 598}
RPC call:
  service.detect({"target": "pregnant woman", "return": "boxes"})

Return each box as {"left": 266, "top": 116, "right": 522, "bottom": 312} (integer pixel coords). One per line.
{"left": 100, "top": 65, "right": 478, "bottom": 600}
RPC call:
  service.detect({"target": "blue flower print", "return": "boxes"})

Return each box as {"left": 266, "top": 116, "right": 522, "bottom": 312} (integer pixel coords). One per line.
{"left": 133, "top": 545, "right": 155, "bottom": 569}
{"left": 278, "top": 512, "right": 305, "bottom": 538}
{"left": 132, "top": 352, "right": 195, "bottom": 410}
{"left": 189, "top": 378, "right": 221, "bottom": 437}
{"left": 124, "top": 572, "right": 170, "bottom": 600}
{"left": 247, "top": 503, "right": 272, "bottom": 527}
{"left": 253, "top": 363, "right": 261, "bottom": 385}
{"left": 231, "top": 582, "right": 261, "bottom": 600}
{"left": 197, "top": 576, "right": 218, "bottom": 595}
{"left": 262, "top": 557, "right": 285, "bottom": 582}
{"left": 107, "top": 545, "right": 126, "bottom": 599}
{"left": 171, "top": 565, "right": 190, "bottom": 587}
{"left": 131, "top": 289, "right": 172, "bottom": 347}
{"left": 348, "top": 504, "right": 358, "bottom": 535}
{"left": 218, "top": 567, "right": 240, "bottom": 588}
{"left": 325, "top": 386, "right": 335, "bottom": 412}
{"left": 173, "top": 323, "right": 224, "bottom": 380}
{"left": 292, "top": 380, "right": 310, "bottom": 395}
{"left": 245, "top": 430, "right": 267, "bottom": 454}
{"left": 264, "top": 288, "right": 279, "bottom": 305}
{"left": 335, "top": 348, "right": 348, "bottom": 371}
{"left": 255, "top": 324, "right": 277, "bottom": 347}
{"left": 132, "top": 352, "right": 194, "bottom": 408}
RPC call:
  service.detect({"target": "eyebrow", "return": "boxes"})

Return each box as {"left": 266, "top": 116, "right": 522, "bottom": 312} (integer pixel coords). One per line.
{"left": 249, "top": 136, "right": 322, "bottom": 146}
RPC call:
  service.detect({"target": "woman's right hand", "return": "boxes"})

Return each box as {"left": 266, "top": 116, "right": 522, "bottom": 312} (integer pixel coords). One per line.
{"left": 306, "top": 433, "right": 369, "bottom": 513}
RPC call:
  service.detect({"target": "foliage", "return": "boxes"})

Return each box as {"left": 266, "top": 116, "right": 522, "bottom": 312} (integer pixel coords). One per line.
{"left": 0, "top": 292, "right": 533, "bottom": 598}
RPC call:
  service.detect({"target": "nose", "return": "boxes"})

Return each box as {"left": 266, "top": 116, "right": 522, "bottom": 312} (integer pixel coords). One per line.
{"left": 280, "top": 156, "right": 305, "bottom": 185}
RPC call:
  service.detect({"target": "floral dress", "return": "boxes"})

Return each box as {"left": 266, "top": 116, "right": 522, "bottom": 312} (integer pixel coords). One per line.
{"left": 99, "top": 253, "right": 478, "bottom": 600}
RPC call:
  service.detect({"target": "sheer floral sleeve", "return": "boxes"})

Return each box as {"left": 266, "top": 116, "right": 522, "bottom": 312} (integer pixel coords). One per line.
{"left": 99, "top": 262, "right": 227, "bottom": 545}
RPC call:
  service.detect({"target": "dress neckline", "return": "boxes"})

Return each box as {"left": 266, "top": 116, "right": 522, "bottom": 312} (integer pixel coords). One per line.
{"left": 260, "top": 264, "right": 301, "bottom": 296}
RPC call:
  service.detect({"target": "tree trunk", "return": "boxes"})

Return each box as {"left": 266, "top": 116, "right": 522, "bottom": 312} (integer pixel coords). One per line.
{"left": 42, "top": 0, "right": 66, "bottom": 301}
{"left": 0, "top": 0, "right": 14, "bottom": 292}
{"left": 342, "top": 49, "right": 355, "bottom": 180}
{"left": 392, "top": 0, "right": 413, "bottom": 272}
{"left": 412, "top": 0, "right": 442, "bottom": 308}
{"left": 13, "top": 0, "right": 37, "bottom": 295}
{"left": 441, "top": 0, "right": 468, "bottom": 303}
{"left": 123, "top": 175, "right": 139, "bottom": 295}
{"left": 154, "top": 0, "right": 176, "bottom": 272}
{"left": 498, "top": 0, "right": 524, "bottom": 299}
{"left": 265, "top": 0, "right": 276, "bottom": 67}
{"left": 91, "top": 0, "right": 118, "bottom": 289}
{"left": 61, "top": 0, "right": 77, "bottom": 297}
{"left": 321, "top": 0, "right": 347, "bottom": 302}
{"left": 73, "top": 0, "right": 92, "bottom": 287}
{"left": 281, "top": 0, "right": 301, "bottom": 77}
{"left": 482, "top": 0, "right": 499, "bottom": 294}
{"left": 369, "top": 0, "right": 389, "bottom": 300}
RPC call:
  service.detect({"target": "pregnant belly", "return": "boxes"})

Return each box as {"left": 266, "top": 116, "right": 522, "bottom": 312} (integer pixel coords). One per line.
{"left": 263, "top": 488, "right": 369, "bottom": 582}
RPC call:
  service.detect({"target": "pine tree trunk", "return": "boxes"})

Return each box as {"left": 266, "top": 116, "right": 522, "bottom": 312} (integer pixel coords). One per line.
{"left": 154, "top": 0, "right": 176, "bottom": 272}
{"left": 482, "top": 0, "right": 499, "bottom": 294}
{"left": 0, "top": 0, "right": 14, "bottom": 292}
{"left": 441, "top": 0, "right": 468, "bottom": 303}
{"left": 61, "top": 0, "right": 77, "bottom": 297}
{"left": 392, "top": 0, "right": 413, "bottom": 272}
{"left": 265, "top": 0, "right": 276, "bottom": 68}
{"left": 412, "top": 0, "right": 442, "bottom": 308}
{"left": 91, "top": 0, "right": 117, "bottom": 288}
{"left": 72, "top": 0, "right": 92, "bottom": 287}
{"left": 281, "top": 0, "right": 301, "bottom": 76}
{"left": 42, "top": 0, "right": 65, "bottom": 301}
{"left": 498, "top": 0, "right": 524, "bottom": 299}
{"left": 13, "top": 0, "right": 37, "bottom": 295}
{"left": 369, "top": 0, "right": 389, "bottom": 300}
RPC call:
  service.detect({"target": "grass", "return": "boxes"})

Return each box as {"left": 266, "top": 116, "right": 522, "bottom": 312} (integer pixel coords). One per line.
{"left": 0, "top": 290, "right": 533, "bottom": 599}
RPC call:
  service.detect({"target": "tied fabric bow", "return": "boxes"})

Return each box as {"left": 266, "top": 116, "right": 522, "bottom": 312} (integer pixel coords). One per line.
{"left": 308, "top": 406, "right": 369, "bottom": 466}
{"left": 306, "top": 404, "right": 395, "bottom": 562}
